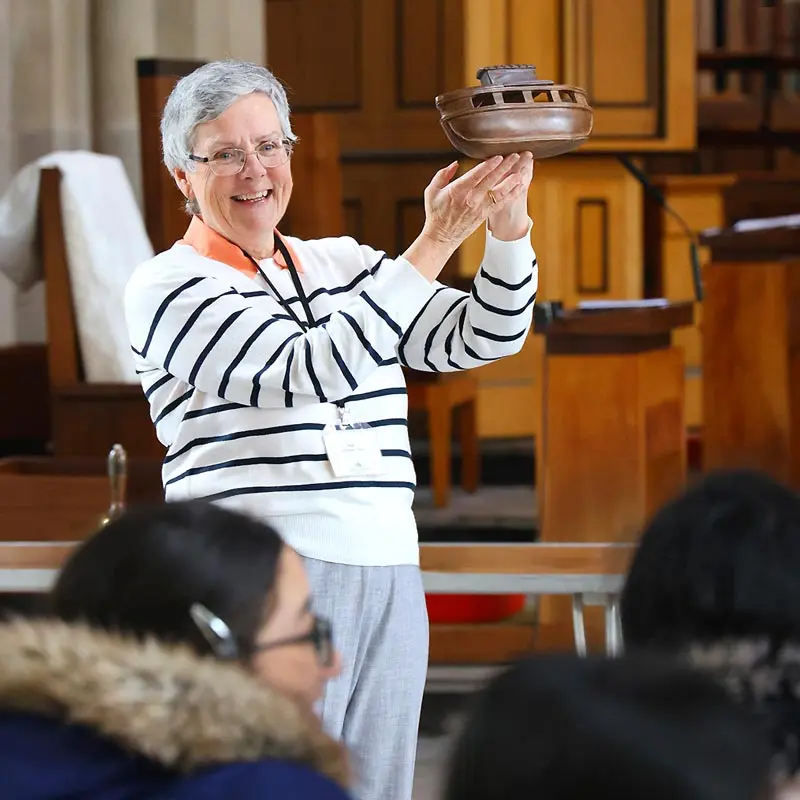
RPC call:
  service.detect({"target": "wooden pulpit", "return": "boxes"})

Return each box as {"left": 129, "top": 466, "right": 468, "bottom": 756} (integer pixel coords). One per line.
{"left": 535, "top": 302, "right": 693, "bottom": 649}
{"left": 700, "top": 221, "right": 800, "bottom": 484}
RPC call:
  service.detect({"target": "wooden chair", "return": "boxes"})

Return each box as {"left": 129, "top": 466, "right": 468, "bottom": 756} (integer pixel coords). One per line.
{"left": 37, "top": 167, "right": 164, "bottom": 460}
{"left": 406, "top": 372, "right": 480, "bottom": 508}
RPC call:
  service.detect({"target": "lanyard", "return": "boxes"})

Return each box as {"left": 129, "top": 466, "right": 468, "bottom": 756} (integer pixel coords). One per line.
{"left": 242, "top": 237, "right": 347, "bottom": 413}
{"left": 242, "top": 236, "right": 315, "bottom": 330}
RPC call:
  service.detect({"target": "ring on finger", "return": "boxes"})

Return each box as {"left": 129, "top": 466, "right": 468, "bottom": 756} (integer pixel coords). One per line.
{"left": 487, "top": 188, "right": 498, "bottom": 205}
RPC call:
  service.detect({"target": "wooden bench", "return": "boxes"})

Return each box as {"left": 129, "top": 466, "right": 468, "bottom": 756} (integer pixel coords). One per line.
{"left": 0, "top": 541, "right": 634, "bottom": 658}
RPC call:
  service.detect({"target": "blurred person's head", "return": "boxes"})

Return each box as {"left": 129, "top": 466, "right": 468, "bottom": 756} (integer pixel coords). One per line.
{"left": 622, "top": 469, "right": 800, "bottom": 650}
{"left": 444, "top": 653, "right": 770, "bottom": 800}
{"left": 620, "top": 469, "right": 800, "bottom": 782}
{"left": 51, "top": 500, "right": 340, "bottom": 707}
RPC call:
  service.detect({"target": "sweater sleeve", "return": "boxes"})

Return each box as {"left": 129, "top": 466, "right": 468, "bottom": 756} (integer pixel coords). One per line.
{"left": 124, "top": 250, "right": 436, "bottom": 408}
{"left": 396, "top": 221, "right": 537, "bottom": 372}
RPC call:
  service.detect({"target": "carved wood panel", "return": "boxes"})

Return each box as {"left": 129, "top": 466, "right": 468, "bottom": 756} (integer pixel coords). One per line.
{"left": 530, "top": 157, "right": 643, "bottom": 306}
{"left": 265, "top": 0, "right": 461, "bottom": 152}
{"left": 563, "top": 0, "right": 665, "bottom": 139}
{"left": 265, "top": 0, "right": 362, "bottom": 111}
{"left": 341, "top": 157, "right": 459, "bottom": 278}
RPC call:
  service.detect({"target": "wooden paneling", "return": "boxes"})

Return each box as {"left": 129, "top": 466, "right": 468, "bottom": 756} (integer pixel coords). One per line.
{"left": 564, "top": 0, "right": 662, "bottom": 138}
{"left": 0, "top": 457, "right": 163, "bottom": 541}
{"left": 429, "top": 622, "right": 535, "bottom": 663}
{"left": 576, "top": 199, "right": 609, "bottom": 293}
{"left": 538, "top": 340, "right": 686, "bottom": 645}
{"left": 397, "top": 0, "right": 445, "bottom": 107}
{"left": 396, "top": 198, "right": 427, "bottom": 258}
{"left": 137, "top": 60, "right": 204, "bottom": 254}
{"left": 282, "top": 113, "right": 346, "bottom": 238}
{"left": 265, "top": 0, "right": 675, "bottom": 444}
{"left": 342, "top": 157, "right": 458, "bottom": 274}
{"left": 0, "top": 345, "right": 51, "bottom": 444}
{"left": 645, "top": 174, "right": 737, "bottom": 427}
{"left": 472, "top": 334, "right": 540, "bottom": 439}
{"left": 530, "top": 157, "right": 643, "bottom": 306}
{"left": 52, "top": 386, "right": 164, "bottom": 460}
{"left": 703, "top": 258, "right": 800, "bottom": 486}
{"left": 266, "top": 0, "right": 361, "bottom": 111}
{"left": 507, "top": 0, "right": 560, "bottom": 80}
{"left": 343, "top": 199, "right": 364, "bottom": 242}
{"left": 267, "top": 0, "right": 462, "bottom": 152}
{"left": 545, "top": 0, "right": 696, "bottom": 151}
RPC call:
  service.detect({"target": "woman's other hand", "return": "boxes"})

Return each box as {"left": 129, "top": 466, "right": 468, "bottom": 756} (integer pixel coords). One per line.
{"left": 422, "top": 154, "right": 527, "bottom": 247}
{"left": 403, "top": 154, "right": 531, "bottom": 282}
{"left": 488, "top": 151, "right": 534, "bottom": 241}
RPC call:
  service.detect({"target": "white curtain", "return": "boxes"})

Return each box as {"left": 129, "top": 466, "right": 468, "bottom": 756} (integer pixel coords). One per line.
{"left": 0, "top": 0, "right": 265, "bottom": 345}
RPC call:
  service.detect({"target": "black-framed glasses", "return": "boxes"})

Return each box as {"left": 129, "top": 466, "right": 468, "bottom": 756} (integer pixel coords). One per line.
{"left": 187, "top": 139, "right": 293, "bottom": 176}
{"left": 190, "top": 603, "right": 333, "bottom": 667}
{"left": 255, "top": 615, "right": 334, "bottom": 668}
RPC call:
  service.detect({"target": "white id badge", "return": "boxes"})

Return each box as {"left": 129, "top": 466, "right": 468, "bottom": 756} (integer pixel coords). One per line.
{"left": 323, "top": 412, "right": 385, "bottom": 478}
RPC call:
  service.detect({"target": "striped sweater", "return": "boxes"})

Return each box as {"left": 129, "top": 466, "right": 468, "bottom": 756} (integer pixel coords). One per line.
{"left": 124, "top": 219, "right": 537, "bottom": 566}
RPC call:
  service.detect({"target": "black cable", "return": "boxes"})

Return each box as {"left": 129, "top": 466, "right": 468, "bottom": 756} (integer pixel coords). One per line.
{"left": 617, "top": 155, "right": 704, "bottom": 302}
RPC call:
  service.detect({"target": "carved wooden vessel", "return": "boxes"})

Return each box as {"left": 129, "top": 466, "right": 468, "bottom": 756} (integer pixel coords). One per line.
{"left": 436, "top": 64, "right": 593, "bottom": 160}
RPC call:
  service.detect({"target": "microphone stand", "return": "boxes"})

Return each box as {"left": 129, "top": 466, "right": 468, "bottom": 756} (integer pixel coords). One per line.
{"left": 616, "top": 155, "right": 704, "bottom": 302}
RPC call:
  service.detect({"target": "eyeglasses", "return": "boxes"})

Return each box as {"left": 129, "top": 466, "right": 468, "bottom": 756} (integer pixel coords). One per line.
{"left": 187, "top": 139, "right": 293, "bottom": 176}
{"left": 190, "top": 603, "right": 334, "bottom": 667}
{"left": 254, "top": 616, "right": 335, "bottom": 668}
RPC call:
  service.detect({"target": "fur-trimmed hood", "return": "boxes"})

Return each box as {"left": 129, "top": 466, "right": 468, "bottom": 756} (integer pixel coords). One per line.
{"left": 0, "top": 618, "right": 349, "bottom": 788}
{"left": 687, "top": 638, "right": 800, "bottom": 780}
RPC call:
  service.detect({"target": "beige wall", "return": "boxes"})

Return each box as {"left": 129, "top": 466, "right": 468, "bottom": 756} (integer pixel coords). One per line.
{"left": 0, "top": 0, "right": 265, "bottom": 345}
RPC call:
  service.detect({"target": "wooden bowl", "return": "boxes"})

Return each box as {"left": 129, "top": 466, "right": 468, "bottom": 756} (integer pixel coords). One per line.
{"left": 436, "top": 64, "right": 594, "bottom": 160}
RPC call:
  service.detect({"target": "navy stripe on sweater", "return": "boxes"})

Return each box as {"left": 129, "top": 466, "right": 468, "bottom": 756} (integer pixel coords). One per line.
{"left": 479, "top": 265, "right": 535, "bottom": 291}
{"left": 163, "top": 416, "right": 409, "bottom": 464}
{"left": 470, "top": 284, "right": 536, "bottom": 317}
{"left": 165, "top": 449, "right": 412, "bottom": 488}
{"left": 163, "top": 289, "right": 237, "bottom": 371}
{"left": 139, "top": 277, "right": 206, "bottom": 357}
{"left": 197, "top": 479, "right": 416, "bottom": 503}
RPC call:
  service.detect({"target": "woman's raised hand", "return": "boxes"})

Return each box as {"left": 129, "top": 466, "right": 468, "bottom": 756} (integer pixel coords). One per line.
{"left": 421, "top": 154, "right": 527, "bottom": 247}
{"left": 402, "top": 153, "right": 532, "bottom": 283}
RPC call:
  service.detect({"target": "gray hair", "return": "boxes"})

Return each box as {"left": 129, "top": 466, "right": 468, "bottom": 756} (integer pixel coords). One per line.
{"left": 161, "top": 59, "right": 297, "bottom": 213}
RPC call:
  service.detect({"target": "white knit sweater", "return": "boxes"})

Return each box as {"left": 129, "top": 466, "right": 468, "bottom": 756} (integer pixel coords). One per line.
{"left": 124, "top": 224, "right": 537, "bottom": 566}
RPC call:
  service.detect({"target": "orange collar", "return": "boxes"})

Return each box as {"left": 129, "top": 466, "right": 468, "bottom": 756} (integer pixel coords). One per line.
{"left": 179, "top": 216, "right": 301, "bottom": 276}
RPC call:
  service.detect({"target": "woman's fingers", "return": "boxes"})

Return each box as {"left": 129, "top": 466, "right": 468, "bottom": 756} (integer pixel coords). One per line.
{"left": 486, "top": 172, "right": 524, "bottom": 207}
{"left": 449, "top": 155, "right": 516, "bottom": 197}
{"left": 422, "top": 152, "right": 533, "bottom": 247}
{"left": 429, "top": 161, "right": 459, "bottom": 190}
{"left": 448, "top": 154, "right": 529, "bottom": 209}
{"left": 472, "top": 154, "right": 522, "bottom": 194}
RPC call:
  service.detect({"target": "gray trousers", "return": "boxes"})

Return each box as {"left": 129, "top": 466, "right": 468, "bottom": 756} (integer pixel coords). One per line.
{"left": 303, "top": 557, "right": 429, "bottom": 800}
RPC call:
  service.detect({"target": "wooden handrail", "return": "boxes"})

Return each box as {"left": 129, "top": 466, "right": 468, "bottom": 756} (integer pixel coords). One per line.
{"left": 0, "top": 541, "right": 635, "bottom": 583}
{"left": 419, "top": 543, "right": 635, "bottom": 576}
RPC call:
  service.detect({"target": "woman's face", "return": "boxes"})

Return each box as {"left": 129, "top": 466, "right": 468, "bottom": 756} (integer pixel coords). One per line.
{"left": 173, "top": 92, "right": 293, "bottom": 257}
{"left": 251, "top": 546, "right": 341, "bottom": 708}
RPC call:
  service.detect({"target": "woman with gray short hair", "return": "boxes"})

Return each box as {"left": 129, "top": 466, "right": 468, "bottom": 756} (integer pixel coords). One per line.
{"left": 125, "top": 59, "right": 538, "bottom": 800}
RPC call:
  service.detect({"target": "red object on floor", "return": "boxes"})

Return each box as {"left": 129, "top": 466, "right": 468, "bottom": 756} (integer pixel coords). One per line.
{"left": 425, "top": 593, "right": 527, "bottom": 624}
{"left": 424, "top": 429, "right": 704, "bottom": 627}
{"left": 687, "top": 428, "right": 703, "bottom": 471}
